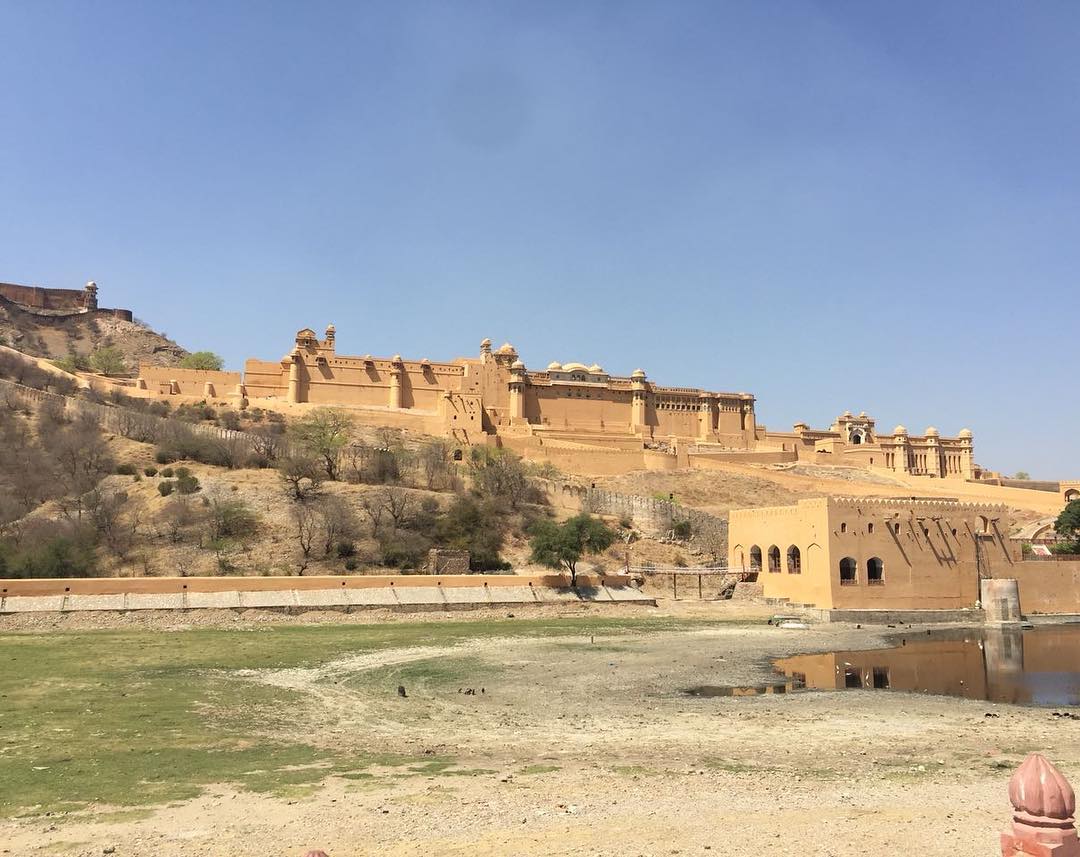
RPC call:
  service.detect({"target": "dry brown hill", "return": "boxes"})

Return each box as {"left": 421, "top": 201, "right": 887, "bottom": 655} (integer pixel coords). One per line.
{"left": 0, "top": 295, "right": 187, "bottom": 369}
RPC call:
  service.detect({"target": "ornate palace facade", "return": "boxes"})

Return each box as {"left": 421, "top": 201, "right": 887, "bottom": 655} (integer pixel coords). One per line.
{"left": 136, "top": 325, "right": 975, "bottom": 479}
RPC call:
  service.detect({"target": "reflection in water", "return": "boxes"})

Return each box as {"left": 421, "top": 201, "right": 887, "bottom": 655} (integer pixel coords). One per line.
{"left": 772, "top": 625, "right": 1080, "bottom": 707}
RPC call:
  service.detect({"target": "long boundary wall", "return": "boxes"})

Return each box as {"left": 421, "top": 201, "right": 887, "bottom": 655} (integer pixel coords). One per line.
{"left": 993, "top": 561, "right": 1080, "bottom": 615}
{"left": 0, "top": 573, "right": 655, "bottom": 614}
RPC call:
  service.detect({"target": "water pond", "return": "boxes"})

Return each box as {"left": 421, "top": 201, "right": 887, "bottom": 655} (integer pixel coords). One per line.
{"left": 688, "top": 624, "right": 1080, "bottom": 707}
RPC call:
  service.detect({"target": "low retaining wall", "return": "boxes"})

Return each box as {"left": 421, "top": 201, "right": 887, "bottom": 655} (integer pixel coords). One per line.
{"left": 992, "top": 560, "right": 1080, "bottom": 615}
{"left": 804, "top": 607, "right": 986, "bottom": 625}
{"left": 0, "top": 574, "right": 655, "bottom": 614}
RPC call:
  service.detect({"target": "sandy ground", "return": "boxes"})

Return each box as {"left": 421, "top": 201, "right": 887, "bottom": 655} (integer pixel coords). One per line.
{"left": 2, "top": 601, "right": 1077, "bottom": 856}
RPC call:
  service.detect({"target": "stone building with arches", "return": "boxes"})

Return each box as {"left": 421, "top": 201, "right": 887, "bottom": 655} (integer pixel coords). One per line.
{"left": 755, "top": 410, "right": 976, "bottom": 480}
{"left": 728, "top": 497, "right": 1015, "bottom": 610}
{"left": 236, "top": 327, "right": 761, "bottom": 450}
{"left": 134, "top": 326, "right": 977, "bottom": 479}
{"left": 1062, "top": 481, "right": 1080, "bottom": 505}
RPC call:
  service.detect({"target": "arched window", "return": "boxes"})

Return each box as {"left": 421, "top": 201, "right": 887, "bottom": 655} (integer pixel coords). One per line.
{"left": 977, "top": 515, "right": 990, "bottom": 534}
{"left": 768, "top": 545, "right": 781, "bottom": 574}
{"left": 840, "top": 522, "right": 847, "bottom": 534}
{"left": 839, "top": 557, "right": 858, "bottom": 585}
{"left": 1065, "top": 489, "right": 1079, "bottom": 503}
{"left": 867, "top": 557, "right": 884, "bottom": 585}
{"left": 749, "top": 545, "right": 762, "bottom": 571}
{"left": 893, "top": 522, "right": 901, "bottom": 535}
{"left": 786, "top": 545, "right": 801, "bottom": 574}
{"left": 867, "top": 522, "right": 874, "bottom": 534}
{"left": 452, "top": 449, "right": 463, "bottom": 462}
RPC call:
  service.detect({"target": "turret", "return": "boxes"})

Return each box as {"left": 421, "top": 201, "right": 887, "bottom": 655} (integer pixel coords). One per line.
{"left": 388, "top": 355, "right": 404, "bottom": 409}
{"left": 509, "top": 359, "right": 526, "bottom": 422}
{"left": 83, "top": 281, "right": 99, "bottom": 310}
{"left": 631, "top": 369, "right": 647, "bottom": 433}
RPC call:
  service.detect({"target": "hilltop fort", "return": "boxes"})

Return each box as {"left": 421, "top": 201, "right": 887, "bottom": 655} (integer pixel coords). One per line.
{"left": 134, "top": 323, "right": 977, "bottom": 480}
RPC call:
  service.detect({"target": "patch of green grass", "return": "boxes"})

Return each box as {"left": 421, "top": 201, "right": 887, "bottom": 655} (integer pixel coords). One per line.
{"left": 701, "top": 758, "right": 777, "bottom": 774}
{"left": 0, "top": 616, "right": 707, "bottom": 817}
{"left": 519, "top": 764, "right": 561, "bottom": 775}
{"left": 403, "top": 759, "right": 496, "bottom": 777}
{"left": 611, "top": 764, "right": 667, "bottom": 777}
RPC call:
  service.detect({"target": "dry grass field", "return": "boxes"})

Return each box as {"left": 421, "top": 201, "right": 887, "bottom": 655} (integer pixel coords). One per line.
{"left": 1, "top": 603, "right": 1075, "bottom": 857}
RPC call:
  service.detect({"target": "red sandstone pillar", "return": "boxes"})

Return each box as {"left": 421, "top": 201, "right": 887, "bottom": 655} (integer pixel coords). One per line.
{"left": 1002, "top": 753, "right": 1079, "bottom": 857}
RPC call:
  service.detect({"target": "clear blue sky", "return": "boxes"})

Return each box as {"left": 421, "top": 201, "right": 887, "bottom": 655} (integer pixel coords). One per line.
{"left": 1, "top": 2, "right": 1076, "bottom": 478}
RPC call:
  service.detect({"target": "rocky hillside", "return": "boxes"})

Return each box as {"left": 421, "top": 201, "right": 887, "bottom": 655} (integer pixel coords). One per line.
{"left": 0, "top": 295, "right": 187, "bottom": 369}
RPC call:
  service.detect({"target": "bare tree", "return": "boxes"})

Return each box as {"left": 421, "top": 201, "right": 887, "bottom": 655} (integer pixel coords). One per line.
{"left": 359, "top": 492, "right": 386, "bottom": 537}
{"left": 291, "top": 503, "right": 319, "bottom": 574}
{"left": 278, "top": 453, "right": 325, "bottom": 501}
{"left": 316, "top": 495, "right": 359, "bottom": 557}
{"left": 249, "top": 426, "right": 282, "bottom": 462}
{"left": 340, "top": 441, "right": 369, "bottom": 484}
{"left": 288, "top": 407, "right": 353, "bottom": 480}
{"left": 418, "top": 439, "right": 453, "bottom": 490}
{"left": 158, "top": 495, "right": 198, "bottom": 543}
{"left": 470, "top": 448, "right": 536, "bottom": 509}
{"left": 381, "top": 486, "right": 414, "bottom": 533}
{"left": 85, "top": 488, "right": 132, "bottom": 557}
{"left": 48, "top": 416, "right": 115, "bottom": 517}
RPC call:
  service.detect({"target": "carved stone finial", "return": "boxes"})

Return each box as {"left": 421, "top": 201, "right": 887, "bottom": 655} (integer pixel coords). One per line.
{"left": 1011, "top": 754, "right": 1076, "bottom": 822}
{"left": 1002, "top": 753, "right": 1079, "bottom": 856}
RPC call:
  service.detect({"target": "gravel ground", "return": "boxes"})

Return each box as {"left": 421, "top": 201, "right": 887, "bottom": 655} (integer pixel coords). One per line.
{"left": 2, "top": 601, "right": 1076, "bottom": 857}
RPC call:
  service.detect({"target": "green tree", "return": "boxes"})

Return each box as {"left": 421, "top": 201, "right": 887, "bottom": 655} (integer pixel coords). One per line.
{"left": 89, "top": 346, "right": 127, "bottom": 375}
{"left": 53, "top": 351, "right": 90, "bottom": 374}
{"left": 179, "top": 351, "right": 225, "bottom": 371}
{"left": 1055, "top": 500, "right": 1080, "bottom": 552}
{"left": 1014, "top": 471, "right": 1031, "bottom": 480}
{"left": 435, "top": 495, "right": 506, "bottom": 570}
{"left": 529, "top": 513, "right": 616, "bottom": 586}
{"left": 289, "top": 407, "right": 353, "bottom": 480}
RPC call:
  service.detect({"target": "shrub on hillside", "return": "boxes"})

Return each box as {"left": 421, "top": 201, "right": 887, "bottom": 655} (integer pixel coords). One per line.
{"left": 0, "top": 522, "right": 97, "bottom": 579}
{"left": 144, "top": 466, "right": 158, "bottom": 477}
{"left": 434, "top": 495, "right": 507, "bottom": 571}
{"left": 176, "top": 475, "right": 200, "bottom": 495}
{"left": 89, "top": 346, "right": 127, "bottom": 375}
{"left": 158, "top": 481, "right": 175, "bottom": 497}
{"left": 379, "top": 530, "right": 431, "bottom": 570}
{"left": 207, "top": 496, "right": 259, "bottom": 540}
{"left": 115, "top": 463, "right": 137, "bottom": 476}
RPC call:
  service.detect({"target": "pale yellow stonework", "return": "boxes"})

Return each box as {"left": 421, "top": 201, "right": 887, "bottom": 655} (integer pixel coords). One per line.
{"left": 134, "top": 326, "right": 979, "bottom": 479}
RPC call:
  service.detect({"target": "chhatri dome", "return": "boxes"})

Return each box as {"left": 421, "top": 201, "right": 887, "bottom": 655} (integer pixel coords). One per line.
{"left": 547, "top": 361, "right": 562, "bottom": 370}
{"left": 958, "top": 428, "right": 973, "bottom": 438}
{"left": 893, "top": 425, "right": 908, "bottom": 435}
{"left": 925, "top": 426, "right": 939, "bottom": 437}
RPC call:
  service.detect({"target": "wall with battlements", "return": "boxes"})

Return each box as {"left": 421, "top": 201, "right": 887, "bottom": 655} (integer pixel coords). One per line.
{"left": 730, "top": 497, "right": 1015, "bottom": 610}
{"left": 0, "top": 279, "right": 132, "bottom": 321}
{"left": 130, "top": 325, "right": 979, "bottom": 482}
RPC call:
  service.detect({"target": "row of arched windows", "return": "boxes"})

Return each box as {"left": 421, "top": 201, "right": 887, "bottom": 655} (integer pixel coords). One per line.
{"left": 746, "top": 546, "right": 884, "bottom": 585}
{"left": 749, "top": 545, "right": 801, "bottom": 575}
{"left": 839, "top": 556, "right": 884, "bottom": 585}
